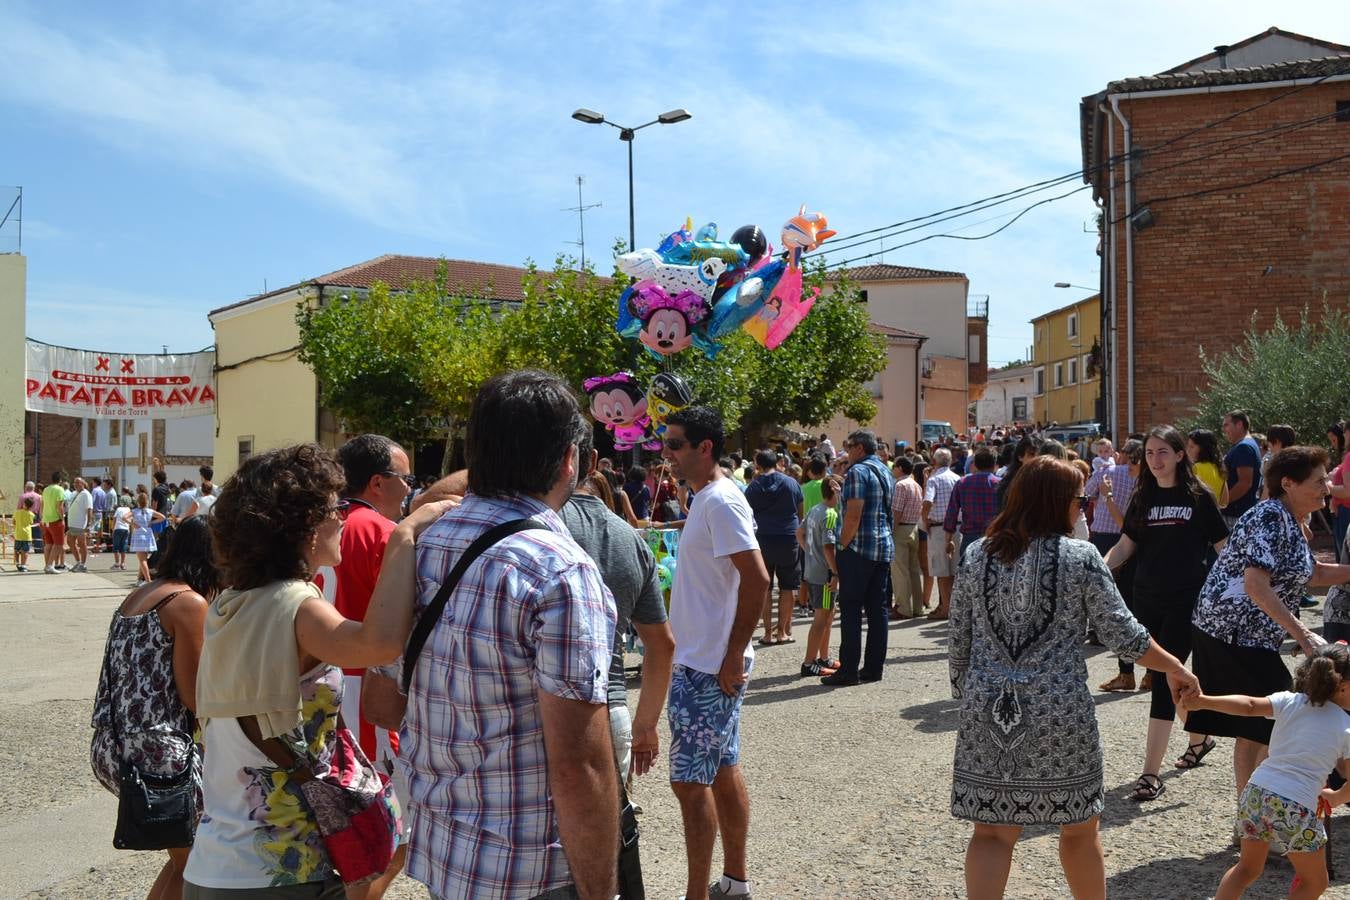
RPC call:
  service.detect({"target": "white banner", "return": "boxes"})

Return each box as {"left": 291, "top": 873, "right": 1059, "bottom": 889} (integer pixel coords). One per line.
{"left": 25, "top": 340, "right": 215, "bottom": 419}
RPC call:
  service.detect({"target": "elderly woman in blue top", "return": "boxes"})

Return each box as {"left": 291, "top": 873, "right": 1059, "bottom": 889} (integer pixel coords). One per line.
{"left": 1188, "top": 445, "right": 1350, "bottom": 800}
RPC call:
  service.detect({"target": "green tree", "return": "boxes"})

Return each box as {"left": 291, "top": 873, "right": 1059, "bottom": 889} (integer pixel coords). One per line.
{"left": 1188, "top": 304, "right": 1350, "bottom": 447}
{"left": 736, "top": 268, "right": 886, "bottom": 446}
{"left": 296, "top": 261, "right": 503, "bottom": 469}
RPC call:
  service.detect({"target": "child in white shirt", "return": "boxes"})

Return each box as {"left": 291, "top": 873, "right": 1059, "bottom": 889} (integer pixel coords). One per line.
{"left": 1182, "top": 644, "right": 1350, "bottom": 899}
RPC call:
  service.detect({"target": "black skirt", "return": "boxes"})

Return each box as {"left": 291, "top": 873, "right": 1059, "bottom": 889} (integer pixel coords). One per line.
{"left": 1185, "top": 626, "right": 1292, "bottom": 745}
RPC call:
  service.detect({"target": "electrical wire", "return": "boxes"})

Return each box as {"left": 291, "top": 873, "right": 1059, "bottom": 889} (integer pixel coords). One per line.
{"left": 815, "top": 70, "right": 1342, "bottom": 250}
{"left": 814, "top": 105, "right": 1345, "bottom": 259}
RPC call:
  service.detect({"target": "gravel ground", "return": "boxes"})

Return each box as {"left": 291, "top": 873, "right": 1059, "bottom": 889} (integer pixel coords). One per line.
{"left": 15, "top": 561, "right": 1350, "bottom": 898}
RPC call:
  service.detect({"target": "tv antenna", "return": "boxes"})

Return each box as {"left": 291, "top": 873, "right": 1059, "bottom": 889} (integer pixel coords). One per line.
{"left": 562, "top": 175, "right": 601, "bottom": 270}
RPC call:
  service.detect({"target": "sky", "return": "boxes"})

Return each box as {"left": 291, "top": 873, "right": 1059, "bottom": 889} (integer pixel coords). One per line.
{"left": 3, "top": 1, "right": 1345, "bottom": 366}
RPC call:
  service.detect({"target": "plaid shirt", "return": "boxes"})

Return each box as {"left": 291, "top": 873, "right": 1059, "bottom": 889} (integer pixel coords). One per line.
{"left": 1084, "top": 463, "right": 1137, "bottom": 534}
{"left": 891, "top": 475, "right": 924, "bottom": 525}
{"left": 403, "top": 494, "right": 615, "bottom": 900}
{"left": 841, "top": 454, "right": 894, "bottom": 561}
{"left": 923, "top": 466, "right": 961, "bottom": 524}
{"left": 943, "top": 471, "right": 1000, "bottom": 537}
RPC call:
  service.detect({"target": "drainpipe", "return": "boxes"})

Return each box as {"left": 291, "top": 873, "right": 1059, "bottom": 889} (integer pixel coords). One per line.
{"left": 915, "top": 335, "right": 928, "bottom": 445}
{"left": 1101, "top": 101, "right": 1118, "bottom": 439}
{"left": 1108, "top": 94, "right": 1136, "bottom": 434}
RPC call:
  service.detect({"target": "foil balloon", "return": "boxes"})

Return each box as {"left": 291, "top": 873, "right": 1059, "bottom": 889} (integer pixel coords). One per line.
{"left": 626, "top": 281, "right": 722, "bottom": 360}
{"left": 655, "top": 218, "right": 693, "bottom": 259}
{"left": 658, "top": 222, "right": 751, "bottom": 274}
{"left": 743, "top": 206, "right": 834, "bottom": 349}
{"left": 617, "top": 248, "right": 727, "bottom": 302}
{"left": 647, "top": 372, "right": 694, "bottom": 437}
{"left": 706, "top": 258, "right": 786, "bottom": 338}
{"left": 582, "top": 371, "right": 661, "bottom": 451}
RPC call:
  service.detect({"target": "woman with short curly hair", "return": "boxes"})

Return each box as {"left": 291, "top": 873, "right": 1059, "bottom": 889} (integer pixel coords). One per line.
{"left": 183, "top": 443, "right": 451, "bottom": 899}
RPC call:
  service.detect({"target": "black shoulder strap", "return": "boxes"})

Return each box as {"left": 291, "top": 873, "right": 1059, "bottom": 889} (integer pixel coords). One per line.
{"left": 402, "top": 517, "right": 547, "bottom": 693}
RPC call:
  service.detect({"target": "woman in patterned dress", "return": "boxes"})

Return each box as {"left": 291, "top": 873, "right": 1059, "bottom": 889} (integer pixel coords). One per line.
{"left": 950, "top": 456, "right": 1200, "bottom": 900}
{"left": 1187, "top": 446, "right": 1350, "bottom": 799}
{"left": 91, "top": 515, "right": 218, "bottom": 900}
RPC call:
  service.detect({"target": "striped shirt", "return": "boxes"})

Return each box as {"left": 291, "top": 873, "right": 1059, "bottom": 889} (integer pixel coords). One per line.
{"left": 403, "top": 493, "right": 616, "bottom": 900}
{"left": 923, "top": 466, "right": 961, "bottom": 524}
{"left": 1084, "top": 464, "right": 1137, "bottom": 535}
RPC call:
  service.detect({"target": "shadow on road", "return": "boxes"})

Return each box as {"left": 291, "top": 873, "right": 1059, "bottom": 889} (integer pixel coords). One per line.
{"left": 897, "top": 697, "right": 961, "bottom": 733}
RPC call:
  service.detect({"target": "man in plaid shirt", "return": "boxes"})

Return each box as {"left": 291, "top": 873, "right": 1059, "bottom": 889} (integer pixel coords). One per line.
{"left": 403, "top": 371, "right": 619, "bottom": 900}
{"left": 822, "top": 429, "right": 895, "bottom": 687}
{"left": 942, "top": 446, "right": 1000, "bottom": 560}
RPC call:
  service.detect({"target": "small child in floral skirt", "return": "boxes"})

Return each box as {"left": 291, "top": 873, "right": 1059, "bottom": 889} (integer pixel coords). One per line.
{"left": 1182, "top": 643, "right": 1350, "bottom": 899}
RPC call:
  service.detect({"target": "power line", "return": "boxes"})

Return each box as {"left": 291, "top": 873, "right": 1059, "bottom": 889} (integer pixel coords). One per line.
{"left": 816, "top": 71, "right": 1340, "bottom": 251}
{"left": 1109, "top": 147, "right": 1350, "bottom": 223}
{"left": 815, "top": 105, "right": 1344, "bottom": 260}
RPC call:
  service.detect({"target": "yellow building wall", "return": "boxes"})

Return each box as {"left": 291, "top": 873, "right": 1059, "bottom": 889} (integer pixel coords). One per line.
{"left": 1032, "top": 296, "right": 1101, "bottom": 425}
{"left": 0, "top": 254, "right": 26, "bottom": 506}
{"left": 211, "top": 290, "right": 318, "bottom": 482}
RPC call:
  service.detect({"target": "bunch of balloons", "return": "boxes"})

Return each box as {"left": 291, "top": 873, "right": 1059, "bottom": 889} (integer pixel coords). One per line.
{"left": 582, "top": 371, "right": 694, "bottom": 451}
{"left": 614, "top": 207, "right": 835, "bottom": 359}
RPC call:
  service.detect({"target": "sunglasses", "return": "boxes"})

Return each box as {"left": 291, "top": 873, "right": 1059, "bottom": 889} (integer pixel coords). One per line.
{"left": 381, "top": 471, "right": 418, "bottom": 488}
{"left": 328, "top": 499, "right": 351, "bottom": 520}
{"left": 663, "top": 437, "right": 688, "bottom": 451}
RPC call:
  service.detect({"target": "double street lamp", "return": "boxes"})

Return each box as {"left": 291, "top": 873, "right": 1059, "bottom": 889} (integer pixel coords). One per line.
{"left": 571, "top": 107, "right": 692, "bottom": 253}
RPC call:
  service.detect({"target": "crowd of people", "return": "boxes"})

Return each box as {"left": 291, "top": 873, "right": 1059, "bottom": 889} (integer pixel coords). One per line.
{"left": 58, "top": 385, "right": 1350, "bottom": 900}
{"left": 12, "top": 465, "right": 218, "bottom": 584}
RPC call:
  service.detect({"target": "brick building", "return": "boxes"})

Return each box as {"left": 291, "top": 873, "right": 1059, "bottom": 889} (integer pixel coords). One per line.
{"left": 1080, "top": 28, "right": 1350, "bottom": 436}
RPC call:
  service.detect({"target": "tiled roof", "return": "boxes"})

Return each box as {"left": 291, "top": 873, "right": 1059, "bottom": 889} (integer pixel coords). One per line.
{"left": 870, "top": 322, "right": 927, "bottom": 340}
{"left": 209, "top": 254, "right": 585, "bottom": 317}
{"left": 1162, "top": 28, "right": 1350, "bottom": 74}
{"left": 834, "top": 263, "right": 967, "bottom": 282}
{"left": 1106, "top": 54, "right": 1350, "bottom": 94}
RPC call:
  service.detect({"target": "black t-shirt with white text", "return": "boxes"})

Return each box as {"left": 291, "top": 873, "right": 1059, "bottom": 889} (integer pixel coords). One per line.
{"left": 1123, "top": 483, "right": 1228, "bottom": 593}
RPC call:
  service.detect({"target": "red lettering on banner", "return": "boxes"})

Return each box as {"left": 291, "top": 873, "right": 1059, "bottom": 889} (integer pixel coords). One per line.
{"left": 108, "top": 388, "right": 126, "bottom": 405}
{"left": 96, "top": 357, "right": 110, "bottom": 372}
{"left": 26, "top": 379, "right": 38, "bottom": 396}
{"left": 132, "top": 389, "right": 145, "bottom": 405}
{"left": 70, "top": 387, "right": 92, "bottom": 405}
{"left": 165, "top": 390, "right": 182, "bottom": 407}
{"left": 120, "top": 359, "right": 135, "bottom": 373}
{"left": 39, "top": 382, "right": 58, "bottom": 401}
{"left": 201, "top": 385, "right": 215, "bottom": 403}
{"left": 181, "top": 387, "right": 199, "bottom": 404}
{"left": 148, "top": 389, "right": 164, "bottom": 405}
{"left": 56, "top": 383, "right": 73, "bottom": 402}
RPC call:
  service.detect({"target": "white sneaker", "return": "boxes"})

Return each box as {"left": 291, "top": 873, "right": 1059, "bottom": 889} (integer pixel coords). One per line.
{"left": 44, "top": 565, "right": 56, "bottom": 574}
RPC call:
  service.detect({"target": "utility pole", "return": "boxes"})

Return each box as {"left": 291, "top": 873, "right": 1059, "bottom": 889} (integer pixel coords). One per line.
{"left": 562, "top": 175, "right": 601, "bottom": 270}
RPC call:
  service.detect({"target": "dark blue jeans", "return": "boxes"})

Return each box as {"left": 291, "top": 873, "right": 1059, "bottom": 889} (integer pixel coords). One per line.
{"left": 837, "top": 547, "right": 891, "bottom": 679}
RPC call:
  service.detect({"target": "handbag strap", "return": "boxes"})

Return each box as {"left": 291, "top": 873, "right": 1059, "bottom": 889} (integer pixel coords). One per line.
{"left": 401, "top": 517, "right": 547, "bottom": 693}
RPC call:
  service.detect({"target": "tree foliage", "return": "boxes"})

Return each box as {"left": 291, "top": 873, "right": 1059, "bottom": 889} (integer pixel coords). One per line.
{"left": 298, "top": 253, "right": 887, "bottom": 460}
{"left": 296, "top": 261, "right": 499, "bottom": 447}
{"left": 1188, "top": 304, "right": 1350, "bottom": 446}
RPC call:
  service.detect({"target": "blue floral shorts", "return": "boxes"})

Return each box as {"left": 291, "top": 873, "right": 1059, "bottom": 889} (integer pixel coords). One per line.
{"left": 1236, "top": 784, "right": 1326, "bottom": 854}
{"left": 667, "top": 660, "right": 751, "bottom": 785}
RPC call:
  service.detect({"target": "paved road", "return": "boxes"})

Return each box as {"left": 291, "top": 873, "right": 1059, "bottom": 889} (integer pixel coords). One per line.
{"left": 5, "top": 549, "right": 1346, "bottom": 898}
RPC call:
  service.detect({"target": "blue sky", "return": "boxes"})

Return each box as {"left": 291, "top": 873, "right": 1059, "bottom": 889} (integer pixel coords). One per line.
{"left": 3, "top": 2, "right": 1344, "bottom": 365}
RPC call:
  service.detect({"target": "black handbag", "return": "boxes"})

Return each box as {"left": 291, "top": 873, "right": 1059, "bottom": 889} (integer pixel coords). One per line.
{"left": 101, "top": 591, "right": 199, "bottom": 850}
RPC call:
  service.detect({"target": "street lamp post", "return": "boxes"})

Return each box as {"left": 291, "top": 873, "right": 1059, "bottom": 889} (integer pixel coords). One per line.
{"left": 571, "top": 107, "right": 691, "bottom": 253}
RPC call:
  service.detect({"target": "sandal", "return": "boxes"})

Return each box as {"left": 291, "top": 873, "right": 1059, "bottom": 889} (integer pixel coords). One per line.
{"left": 1130, "top": 773, "right": 1165, "bottom": 802}
{"left": 1175, "top": 737, "right": 1216, "bottom": 770}
{"left": 756, "top": 636, "right": 779, "bottom": 647}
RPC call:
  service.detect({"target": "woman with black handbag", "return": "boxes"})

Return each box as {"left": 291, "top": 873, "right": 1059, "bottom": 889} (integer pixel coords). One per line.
{"left": 91, "top": 515, "right": 218, "bottom": 900}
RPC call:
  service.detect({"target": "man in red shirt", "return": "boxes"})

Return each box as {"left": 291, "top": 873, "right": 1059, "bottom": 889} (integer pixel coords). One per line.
{"left": 334, "top": 434, "right": 414, "bottom": 762}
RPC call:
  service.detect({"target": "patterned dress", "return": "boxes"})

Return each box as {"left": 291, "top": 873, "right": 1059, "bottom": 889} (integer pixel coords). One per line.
{"left": 90, "top": 596, "right": 202, "bottom": 811}
{"left": 950, "top": 535, "right": 1151, "bottom": 825}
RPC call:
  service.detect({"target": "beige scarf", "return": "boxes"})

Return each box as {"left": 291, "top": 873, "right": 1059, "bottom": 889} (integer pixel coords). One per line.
{"left": 196, "top": 579, "right": 319, "bottom": 739}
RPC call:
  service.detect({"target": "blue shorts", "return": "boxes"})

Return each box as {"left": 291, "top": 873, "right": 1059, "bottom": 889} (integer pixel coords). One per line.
{"left": 112, "top": 530, "right": 130, "bottom": 553}
{"left": 14, "top": 540, "right": 31, "bottom": 553}
{"left": 668, "top": 659, "right": 751, "bottom": 784}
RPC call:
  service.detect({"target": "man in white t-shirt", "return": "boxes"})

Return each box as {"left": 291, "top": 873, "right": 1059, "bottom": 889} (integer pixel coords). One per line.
{"left": 661, "top": 406, "right": 770, "bottom": 900}
{"left": 65, "top": 477, "right": 94, "bottom": 572}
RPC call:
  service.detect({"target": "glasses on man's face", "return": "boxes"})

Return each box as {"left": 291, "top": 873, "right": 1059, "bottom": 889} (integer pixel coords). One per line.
{"left": 328, "top": 499, "right": 351, "bottom": 521}
{"left": 381, "top": 472, "right": 418, "bottom": 488}
{"left": 663, "top": 437, "right": 688, "bottom": 451}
